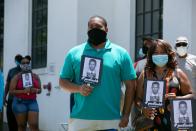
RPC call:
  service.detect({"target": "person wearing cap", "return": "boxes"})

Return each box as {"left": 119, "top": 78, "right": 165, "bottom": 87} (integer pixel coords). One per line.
{"left": 175, "top": 36, "right": 196, "bottom": 94}
{"left": 134, "top": 37, "right": 154, "bottom": 77}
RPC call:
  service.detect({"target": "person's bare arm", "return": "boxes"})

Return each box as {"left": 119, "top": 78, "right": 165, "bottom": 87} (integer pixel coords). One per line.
{"left": 10, "top": 74, "right": 30, "bottom": 95}
{"left": 135, "top": 71, "right": 145, "bottom": 109}
{"left": 59, "top": 78, "right": 92, "bottom": 96}
{"left": 176, "top": 68, "right": 194, "bottom": 99}
{"left": 165, "top": 68, "right": 194, "bottom": 100}
{"left": 119, "top": 79, "right": 136, "bottom": 127}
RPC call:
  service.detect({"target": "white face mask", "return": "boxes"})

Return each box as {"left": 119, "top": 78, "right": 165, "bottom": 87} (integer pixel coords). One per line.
{"left": 176, "top": 47, "right": 188, "bottom": 57}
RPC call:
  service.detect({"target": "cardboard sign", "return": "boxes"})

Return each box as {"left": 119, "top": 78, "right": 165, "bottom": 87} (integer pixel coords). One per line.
{"left": 80, "top": 55, "right": 103, "bottom": 86}
{"left": 22, "top": 73, "right": 33, "bottom": 88}
{"left": 143, "top": 80, "right": 166, "bottom": 108}
{"left": 171, "top": 99, "right": 196, "bottom": 130}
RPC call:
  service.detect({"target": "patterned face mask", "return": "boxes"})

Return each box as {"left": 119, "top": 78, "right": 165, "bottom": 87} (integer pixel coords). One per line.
{"left": 20, "top": 64, "right": 31, "bottom": 72}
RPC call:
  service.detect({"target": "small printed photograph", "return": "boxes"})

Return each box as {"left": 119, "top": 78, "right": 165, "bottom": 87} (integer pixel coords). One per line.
{"left": 80, "top": 55, "right": 103, "bottom": 85}
{"left": 171, "top": 99, "right": 193, "bottom": 130}
{"left": 143, "top": 80, "right": 166, "bottom": 108}
{"left": 22, "top": 73, "right": 33, "bottom": 88}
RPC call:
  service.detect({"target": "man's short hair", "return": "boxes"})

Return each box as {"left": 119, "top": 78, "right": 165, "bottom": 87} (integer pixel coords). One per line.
{"left": 88, "top": 15, "right": 107, "bottom": 27}
{"left": 152, "top": 81, "right": 160, "bottom": 88}
{"left": 89, "top": 59, "right": 97, "bottom": 65}
{"left": 179, "top": 101, "right": 187, "bottom": 107}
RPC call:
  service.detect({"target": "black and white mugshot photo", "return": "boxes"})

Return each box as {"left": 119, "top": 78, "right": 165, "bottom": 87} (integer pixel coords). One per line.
{"left": 80, "top": 56, "right": 102, "bottom": 85}
{"left": 22, "top": 73, "right": 33, "bottom": 88}
{"left": 143, "top": 80, "right": 166, "bottom": 108}
{"left": 172, "top": 100, "right": 193, "bottom": 130}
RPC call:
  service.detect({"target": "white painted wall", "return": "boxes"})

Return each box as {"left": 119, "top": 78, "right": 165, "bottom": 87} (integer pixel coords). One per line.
{"left": 163, "top": 0, "right": 192, "bottom": 48}
{"left": 37, "top": 0, "right": 78, "bottom": 130}
{"left": 3, "top": 0, "right": 30, "bottom": 76}
{"left": 191, "top": 0, "right": 196, "bottom": 54}
{"left": 77, "top": 0, "right": 135, "bottom": 58}
{"left": 3, "top": 0, "right": 78, "bottom": 130}
{"left": 3, "top": 0, "right": 31, "bottom": 121}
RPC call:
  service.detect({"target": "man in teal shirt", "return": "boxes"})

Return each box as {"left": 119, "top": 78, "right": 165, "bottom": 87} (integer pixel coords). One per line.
{"left": 59, "top": 16, "right": 136, "bottom": 131}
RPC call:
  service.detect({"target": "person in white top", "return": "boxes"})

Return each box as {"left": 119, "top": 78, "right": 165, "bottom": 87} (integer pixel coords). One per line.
{"left": 175, "top": 36, "right": 196, "bottom": 95}
{"left": 135, "top": 37, "right": 154, "bottom": 77}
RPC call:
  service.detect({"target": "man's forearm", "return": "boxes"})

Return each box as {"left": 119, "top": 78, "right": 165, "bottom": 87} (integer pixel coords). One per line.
{"left": 122, "top": 80, "right": 136, "bottom": 117}
{"left": 59, "top": 78, "right": 81, "bottom": 93}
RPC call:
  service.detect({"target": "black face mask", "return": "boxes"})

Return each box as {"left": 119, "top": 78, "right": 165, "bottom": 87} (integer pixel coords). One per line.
{"left": 142, "top": 45, "right": 148, "bottom": 55}
{"left": 88, "top": 28, "right": 107, "bottom": 46}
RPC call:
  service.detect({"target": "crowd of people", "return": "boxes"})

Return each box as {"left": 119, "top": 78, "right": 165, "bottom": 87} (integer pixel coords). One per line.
{"left": 0, "top": 15, "right": 196, "bottom": 131}
{"left": 1, "top": 55, "right": 41, "bottom": 131}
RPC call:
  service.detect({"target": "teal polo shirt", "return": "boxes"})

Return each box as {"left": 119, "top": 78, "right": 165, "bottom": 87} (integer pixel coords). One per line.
{"left": 60, "top": 40, "right": 136, "bottom": 120}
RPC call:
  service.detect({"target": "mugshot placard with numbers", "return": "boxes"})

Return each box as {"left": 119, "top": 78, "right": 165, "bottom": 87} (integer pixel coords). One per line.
{"left": 80, "top": 55, "right": 103, "bottom": 86}
{"left": 143, "top": 80, "right": 166, "bottom": 108}
{"left": 22, "top": 72, "right": 33, "bottom": 88}
{"left": 171, "top": 99, "right": 196, "bottom": 131}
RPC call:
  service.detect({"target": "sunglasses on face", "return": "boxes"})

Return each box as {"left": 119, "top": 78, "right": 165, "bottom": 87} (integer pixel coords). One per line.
{"left": 176, "top": 42, "right": 188, "bottom": 47}
{"left": 21, "top": 62, "right": 30, "bottom": 64}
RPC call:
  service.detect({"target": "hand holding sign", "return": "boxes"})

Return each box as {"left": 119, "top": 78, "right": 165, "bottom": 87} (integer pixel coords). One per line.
{"left": 79, "top": 84, "right": 93, "bottom": 96}
{"left": 165, "top": 93, "right": 176, "bottom": 100}
{"left": 142, "top": 107, "right": 157, "bottom": 120}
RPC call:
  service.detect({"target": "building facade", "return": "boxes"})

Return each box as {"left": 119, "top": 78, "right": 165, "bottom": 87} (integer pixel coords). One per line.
{"left": 1, "top": 0, "right": 196, "bottom": 130}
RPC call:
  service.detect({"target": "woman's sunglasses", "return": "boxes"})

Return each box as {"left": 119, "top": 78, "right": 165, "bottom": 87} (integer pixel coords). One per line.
{"left": 176, "top": 42, "right": 188, "bottom": 47}
{"left": 21, "top": 62, "right": 30, "bottom": 64}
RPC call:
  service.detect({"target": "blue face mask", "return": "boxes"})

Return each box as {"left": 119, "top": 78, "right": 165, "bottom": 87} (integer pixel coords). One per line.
{"left": 138, "top": 48, "right": 145, "bottom": 58}
{"left": 15, "top": 61, "right": 20, "bottom": 66}
{"left": 152, "top": 54, "right": 168, "bottom": 67}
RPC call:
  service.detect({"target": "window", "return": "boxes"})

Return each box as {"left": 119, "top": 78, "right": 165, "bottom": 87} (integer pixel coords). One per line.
{"left": 32, "top": 0, "right": 48, "bottom": 68}
{"left": 0, "top": 0, "right": 4, "bottom": 70}
{"left": 135, "top": 0, "right": 163, "bottom": 60}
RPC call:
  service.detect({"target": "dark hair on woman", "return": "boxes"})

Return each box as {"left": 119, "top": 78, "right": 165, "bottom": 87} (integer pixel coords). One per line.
{"left": 146, "top": 39, "right": 177, "bottom": 73}
{"left": 15, "top": 54, "right": 23, "bottom": 63}
{"left": 22, "top": 55, "right": 31, "bottom": 62}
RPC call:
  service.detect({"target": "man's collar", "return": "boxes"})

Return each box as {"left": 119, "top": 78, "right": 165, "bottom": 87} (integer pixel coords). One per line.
{"left": 85, "top": 39, "right": 112, "bottom": 50}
